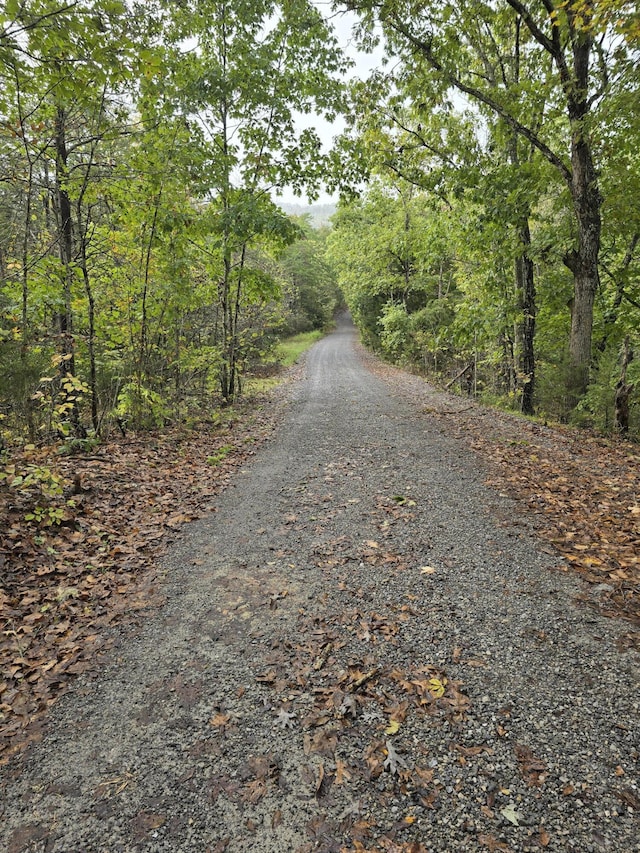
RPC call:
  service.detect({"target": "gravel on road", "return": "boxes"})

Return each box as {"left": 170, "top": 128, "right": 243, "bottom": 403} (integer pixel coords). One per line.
{"left": 1, "top": 315, "right": 638, "bottom": 853}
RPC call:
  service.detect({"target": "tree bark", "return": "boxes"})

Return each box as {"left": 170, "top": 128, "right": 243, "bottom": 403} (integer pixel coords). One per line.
{"left": 54, "top": 107, "right": 77, "bottom": 377}
{"left": 517, "top": 219, "right": 536, "bottom": 415}
{"left": 563, "top": 101, "right": 602, "bottom": 402}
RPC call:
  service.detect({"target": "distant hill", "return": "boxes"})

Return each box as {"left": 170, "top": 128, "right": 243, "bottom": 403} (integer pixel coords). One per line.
{"left": 278, "top": 202, "right": 337, "bottom": 227}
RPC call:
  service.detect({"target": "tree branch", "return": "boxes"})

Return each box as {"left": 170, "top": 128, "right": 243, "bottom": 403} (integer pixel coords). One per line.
{"left": 385, "top": 18, "right": 572, "bottom": 187}
{"left": 502, "top": 0, "right": 555, "bottom": 54}
{"left": 505, "top": 0, "right": 572, "bottom": 88}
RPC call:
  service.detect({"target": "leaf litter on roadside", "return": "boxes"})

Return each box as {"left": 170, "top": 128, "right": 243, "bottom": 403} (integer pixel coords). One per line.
{"left": 0, "top": 398, "right": 283, "bottom": 762}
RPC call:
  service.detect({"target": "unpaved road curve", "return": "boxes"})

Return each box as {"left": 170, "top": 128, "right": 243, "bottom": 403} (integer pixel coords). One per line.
{"left": 1, "top": 316, "right": 638, "bottom": 853}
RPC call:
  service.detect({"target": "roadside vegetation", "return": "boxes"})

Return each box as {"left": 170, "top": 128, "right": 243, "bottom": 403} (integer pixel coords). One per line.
{"left": 331, "top": 1, "right": 640, "bottom": 436}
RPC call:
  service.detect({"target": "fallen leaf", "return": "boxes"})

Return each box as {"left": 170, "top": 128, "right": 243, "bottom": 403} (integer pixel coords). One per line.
{"left": 242, "top": 778, "right": 267, "bottom": 804}
{"left": 335, "top": 759, "right": 352, "bottom": 785}
{"left": 428, "top": 677, "right": 446, "bottom": 698}
{"left": 210, "top": 712, "right": 231, "bottom": 729}
{"left": 383, "top": 739, "right": 408, "bottom": 775}
{"left": 500, "top": 803, "right": 522, "bottom": 826}
{"left": 275, "top": 708, "right": 297, "bottom": 729}
{"left": 478, "top": 833, "right": 511, "bottom": 852}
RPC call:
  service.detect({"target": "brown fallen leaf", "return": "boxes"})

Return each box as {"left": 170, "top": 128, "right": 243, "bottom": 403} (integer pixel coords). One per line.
{"left": 335, "top": 759, "right": 352, "bottom": 785}
{"left": 455, "top": 743, "right": 494, "bottom": 757}
{"left": 303, "top": 729, "right": 338, "bottom": 758}
{"left": 477, "top": 833, "right": 512, "bottom": 852}
{"left": 242, "top": 778, "right": 268, "bottom": 804}
{"left": 515, "top": 744, "right": 547, "bottom": 786}
{"left": 131, "top": 811, "right": 165, "bottom": 840}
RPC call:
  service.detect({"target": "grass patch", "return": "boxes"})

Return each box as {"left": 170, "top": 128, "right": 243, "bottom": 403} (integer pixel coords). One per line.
{"left": 244, "top": 330, "right": 325, "bottom": 396}
{"left": 243, "top": 376, "right": 282, "bottom": 395}
{"left": 275, "top": 329, "right": 324, "bottom": 367}
{"left": 206, "top": 444, "right": 234, "bottom": 466}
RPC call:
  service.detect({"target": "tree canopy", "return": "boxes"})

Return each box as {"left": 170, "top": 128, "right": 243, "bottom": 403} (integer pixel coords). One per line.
{"left": 332, "top": 0, "right": 639, "bottom": 430}
{"left": 0, "top": 0, "right": 344, "bottom": 442}
{"left": 1, "top": 0, "right": 639, "bottom": 443}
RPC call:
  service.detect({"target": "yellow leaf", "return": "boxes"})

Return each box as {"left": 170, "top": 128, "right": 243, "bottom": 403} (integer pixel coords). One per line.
{"left": 420, "top": 566, "right": 436, "bottom": 574}
{"left": 385, "top": 719, "right": 400, "bottom": 735}
{"left": 428, "top": 677, "right": 446, "bottom": 698}
{"left": 580, "top": 556, "right": 603, "bottom": 567}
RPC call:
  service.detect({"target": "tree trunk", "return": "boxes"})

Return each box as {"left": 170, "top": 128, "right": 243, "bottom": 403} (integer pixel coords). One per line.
{"left": 517, "top": 219, "right": 536, "bottom": 415}
{"left": 563, "top": 130, "right": 601, "bottom": 403}
{"left": 55, "top": 106, "right": 76, "bottom": 380}
{"left": 79, "top": 233, "right": 98, "bottom": 433}
{"left": 614, "top": 338, "right": 634, "bottom": 434}
{"left": 560, "top": 14, "right": 602, "bottom": 404}
{"left": 54, "top": 105, "right": 84, "bottom": 436}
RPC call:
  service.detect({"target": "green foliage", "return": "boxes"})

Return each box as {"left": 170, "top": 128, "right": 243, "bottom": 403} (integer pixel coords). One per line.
{"left": 276, "top": 330, "right": 324, "bottom": 366}
{"left": 0, "top": 459, "right": 70, "bottom": 526}
{"left": 0, "top": 0, "right": 346, "bottom": 438}
{"left": 206, "top": 444, "right": 234, "bottom": 466}
{"left": 30, "top": 364, "right": 90, "bottom": 437}
{"left": 115, "top": 381, "right": 170, "bottom": 430}
{"left": 57, "top": 436, "right": 101, "bottom": 456}
{"left": 279, "top": 221, "right": 342, "bottom": 332}
{"left": 575, "top": 343, "right": 640, "bottom": 435}
{"left": 339, "top": 0, "right": 640, "bottom": 424}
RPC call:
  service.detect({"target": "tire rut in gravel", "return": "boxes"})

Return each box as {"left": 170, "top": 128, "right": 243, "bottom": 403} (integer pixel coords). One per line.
{"left": 1, "top": 315, "right": 638, "bottom": 853}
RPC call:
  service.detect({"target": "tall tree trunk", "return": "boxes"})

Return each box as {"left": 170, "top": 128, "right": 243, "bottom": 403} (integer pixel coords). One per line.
{"left": 54, "top": 105, "right": 83, "bottom": 435}
{"left": 517, "top": 219, "right": 536, "bottom": 415}
{"left": 560, "top": 7, "right": 601, "bottom": 403}
{"left": 140, "top": 195, "right": 161, "bottom": 378}
{"left": 21, "top": 160, "right": 36, "bottom": 440}
{"left": 55, "top": 106, "right": 75, "bottom": 379}
{"left": 78, "top": 228, "right": 98, "bottom": 433}
{"left": 219, "top": 251, "right": 233, "bottom": 403}
{"left": 564, "top": 133, "right": 601, "bottom": 402}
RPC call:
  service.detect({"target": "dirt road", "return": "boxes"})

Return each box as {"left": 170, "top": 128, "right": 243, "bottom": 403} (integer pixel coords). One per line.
{"left": 1, "top": 316, "right": 638, "bottom": 852}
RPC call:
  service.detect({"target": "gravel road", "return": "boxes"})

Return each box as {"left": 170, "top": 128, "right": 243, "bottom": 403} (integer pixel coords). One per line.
{"left": 1, "top": 315, "right": 638, "bottom": 853}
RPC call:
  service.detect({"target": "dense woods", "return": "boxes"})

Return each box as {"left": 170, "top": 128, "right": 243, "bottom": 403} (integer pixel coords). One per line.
{"left": 0, "top": 0, "right": 343, "bottom": 445}
{"left": 1, "top": 0, "right": 639, "bottom": 447}
{"left": 332, "top": 0, "right": 640, "bottom": 432}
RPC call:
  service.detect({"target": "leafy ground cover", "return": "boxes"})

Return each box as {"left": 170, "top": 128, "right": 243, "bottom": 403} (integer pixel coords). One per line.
{"left": 0, "top": 393, "right": 289, "bottom": 763}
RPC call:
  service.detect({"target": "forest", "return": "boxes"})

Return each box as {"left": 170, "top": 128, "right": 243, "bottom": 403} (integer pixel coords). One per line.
{"left": 1, "top": 0, "right": 639, "bottom": 449}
